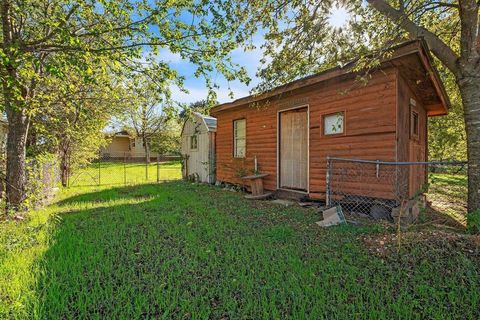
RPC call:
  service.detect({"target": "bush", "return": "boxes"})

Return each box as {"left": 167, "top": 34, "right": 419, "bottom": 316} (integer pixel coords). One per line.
{"left": 466, "top": 209, "right": 480, "bottom": 234}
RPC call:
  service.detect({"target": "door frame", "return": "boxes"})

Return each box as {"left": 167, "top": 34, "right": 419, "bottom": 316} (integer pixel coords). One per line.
{"left": 276, "top": 104, "right": 310, "bottom": 194}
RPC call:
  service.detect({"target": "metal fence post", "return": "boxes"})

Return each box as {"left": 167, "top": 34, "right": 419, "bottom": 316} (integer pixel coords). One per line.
{"left": 67, "top": 154, "right": 70, "bottom": 188}
{"left": 157, "top": 154, "right": 160, "bottom": 183}
{"left": 145, "top": 154, "right": 148, "bottom": 181}
{"left": 98, "top": 152, "right": 101, "bottom": 186}
{"left": 124, "top": 152, "right": 127, "bottom": 185}
{"left": 326, "top": 157, "right": 332, "bottom": 207}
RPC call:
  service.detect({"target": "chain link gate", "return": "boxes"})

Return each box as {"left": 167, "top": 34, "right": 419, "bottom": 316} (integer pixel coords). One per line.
{"left": 326, "top": 157, "right": 468, "bottom": 222}
{"left": 67, "top": 152, "right": 182, "bottom": 187}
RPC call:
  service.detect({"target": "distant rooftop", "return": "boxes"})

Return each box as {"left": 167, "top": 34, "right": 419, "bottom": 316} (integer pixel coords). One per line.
{"left": 193, "top": 112, "right": 217, "bottom": 132}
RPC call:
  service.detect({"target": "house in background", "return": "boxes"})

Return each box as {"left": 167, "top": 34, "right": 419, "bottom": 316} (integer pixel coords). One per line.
{"left": 180, "top": 112, "right": 217, "bottom": 183}
{"left": 100, "top": 130, "right": 148, "bottom": 159}
{"left": 211, "top": 40, "right": 449, "bottom": 202}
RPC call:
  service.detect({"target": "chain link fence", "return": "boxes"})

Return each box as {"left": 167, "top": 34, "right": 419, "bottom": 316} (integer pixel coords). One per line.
{"left": 26, "top": 157, "right": 61, "bottom": 204}
{"left": 0, "top": 155, "right": 61, "bottom": 210}
{"left": 67, "top": 152, "right": 182, "bottom": 187}
{"left": 326, "top": 157, "right": 468, "bottom": 224}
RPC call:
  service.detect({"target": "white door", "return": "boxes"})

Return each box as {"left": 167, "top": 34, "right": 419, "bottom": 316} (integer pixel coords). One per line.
{"left": 280, "top": 108, "right": 308, "bottom": 191}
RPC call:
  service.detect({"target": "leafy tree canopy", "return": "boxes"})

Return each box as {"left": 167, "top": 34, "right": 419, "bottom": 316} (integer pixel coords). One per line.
{"left": 0, "top": 0, "right": 263, "bottom": 208}
{"left": 246, "top": 0, "right": 467, "bottom": 161}
{"left": 179, "top": 99, "right": 215, "bottom": 119}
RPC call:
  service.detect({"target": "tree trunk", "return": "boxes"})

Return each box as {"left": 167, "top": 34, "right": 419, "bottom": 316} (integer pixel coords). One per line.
{"left": 143, "top": 136, "right": 150, "bottom": 164}
{"left": 5, "top": 108, "right": 30, "bottom": 210}
{"left": 458, "top": 77, "right": 480, "bottom": 213}
{"left": 60, "top": 148, "right": 70, "bottom": 187}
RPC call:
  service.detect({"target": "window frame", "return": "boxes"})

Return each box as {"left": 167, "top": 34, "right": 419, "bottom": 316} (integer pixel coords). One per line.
{"left": 410, "top": 110, "right": 419, "bottom": 140}
{"left": 190, "top": 135, "right": 198, "bottom": 151}
{"left": 322, "top": 111, "right": 346, "bottom": 137}
{"left": 233, "top": 118, "right": 246, "bottom": 158}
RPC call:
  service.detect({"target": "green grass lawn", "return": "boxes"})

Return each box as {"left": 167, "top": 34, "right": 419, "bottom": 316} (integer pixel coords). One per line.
{"left": 1, "top": 180, "right": 479, "bottom": 319}
{"left": 68, "top": 161, "right": 182, "bottom": 187}
{"left": 427, "top": 173, "right": 468, "bottom": 224}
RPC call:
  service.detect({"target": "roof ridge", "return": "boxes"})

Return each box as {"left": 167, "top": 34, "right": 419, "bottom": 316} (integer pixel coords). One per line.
{"left": 211, "top": 38, "right": 448, "bottom": 114}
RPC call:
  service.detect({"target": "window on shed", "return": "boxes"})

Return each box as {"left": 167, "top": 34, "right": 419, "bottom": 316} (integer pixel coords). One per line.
{"left": 410, "top": 111, "right": 419, "bottom": 139}
{"left": 190, "top": 135, "right": 198, "bottom": 150}
{"left": 323, "top": 112, "right": 344, "bottom": 135}
{"left": 233, "top": 119, "right": 246, "bottom": 158}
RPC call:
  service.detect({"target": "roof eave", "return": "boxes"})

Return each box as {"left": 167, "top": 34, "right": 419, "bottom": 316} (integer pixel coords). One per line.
{"left": 415, "top": 39, "right": 450, "bottom": 116}
{"left": 211, "top": 39, "right": 450, "bottom": 116}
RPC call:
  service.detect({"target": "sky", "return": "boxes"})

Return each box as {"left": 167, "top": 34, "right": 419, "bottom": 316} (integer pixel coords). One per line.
{"left": 168, "top": 7, "right": 350, "bottom": 106}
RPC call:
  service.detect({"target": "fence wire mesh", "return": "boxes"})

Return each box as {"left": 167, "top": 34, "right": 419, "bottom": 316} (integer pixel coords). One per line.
{"left": 0, "top": 156, "right": 60, "bottom": 209}
{"left": 67, "top": 152, "right": 182, "bottom": 187}
{"left": 326, "top": 157, "right": 468, "bottom": 223}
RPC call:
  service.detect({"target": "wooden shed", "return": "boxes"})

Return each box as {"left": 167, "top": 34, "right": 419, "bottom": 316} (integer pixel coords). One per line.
{"left": 181, "top": 112, "right": 217, "bottom": 183}
{"left": 210, "top": 40, "right": 450, "bottom": 201}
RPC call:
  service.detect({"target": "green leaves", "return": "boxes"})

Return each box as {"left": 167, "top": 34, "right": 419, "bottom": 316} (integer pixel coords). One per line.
{"left": 247, "top": 0, "right": 466, "bottom": 163}
{"left": 466, "top": 209, "right": 480, "bottom": 234}
{"left": 1, "top": 0, "right": 268, "bottom": 194}
{"left": 2, "top": 0, "right": 261, "bottom": 116}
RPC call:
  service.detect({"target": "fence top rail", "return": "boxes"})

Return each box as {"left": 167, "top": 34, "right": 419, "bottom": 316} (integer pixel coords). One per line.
{"left": 326, "top": 157, "right": 467, "bottom": 166}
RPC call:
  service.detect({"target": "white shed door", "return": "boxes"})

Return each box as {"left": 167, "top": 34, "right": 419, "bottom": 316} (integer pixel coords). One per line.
{"left": 279, "top": 108, "right": 308, "bottom": 191}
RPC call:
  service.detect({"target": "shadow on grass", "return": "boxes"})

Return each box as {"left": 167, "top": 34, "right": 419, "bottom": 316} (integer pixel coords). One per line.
{"left": 424, "top": 206, "right": 467, "bottom": 231}
{"left": 426, "top": 173, "right": 468, "bottom": 228}
{"left": 57, "top": 184, "right": 159, "bottom": 205}
{"left": 34, "top": 182, "right": 189, "bottom": 318}
{"left": 32, "top": 182, "right": 480, "bottom": 319}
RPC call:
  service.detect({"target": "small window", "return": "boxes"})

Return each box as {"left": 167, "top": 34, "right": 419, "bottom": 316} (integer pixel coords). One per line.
{"left": 131, "top": 139, "right": 135, "bottom": 148}
{"left": 323, "top": 112, "right": 344, "bottom": 135}
{"left": 233, "top": 119, "right": 246, "bottom": 158}
{"left": 190, "top": 135, "right": 198, "bottom": 150}
{"left": 411, "top": 111, "right": 419, "bottom": 139}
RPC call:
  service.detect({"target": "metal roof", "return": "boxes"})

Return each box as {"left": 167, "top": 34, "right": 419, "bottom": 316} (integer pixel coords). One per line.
{"left": 193, "top": 112, "right": 217, "bottom": 132}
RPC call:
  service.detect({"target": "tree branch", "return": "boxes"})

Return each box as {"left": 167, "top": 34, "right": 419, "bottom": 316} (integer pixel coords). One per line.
{"left": 427, "top": 1, "right": 459, "bottom": 9}
{"left": 23, "top": 29, "right": 214, "bottom": 54}
{"left": 367, "top": 0, "right": 460, "bottom": 74}
{"left": 22, "top": 4, "right": 79, "bottom": 49}
{"left": 458, "top": 0, "right": 479, "bottom": 62}
{"left": 72, "top": 13, "right": 156, "bottom": 39}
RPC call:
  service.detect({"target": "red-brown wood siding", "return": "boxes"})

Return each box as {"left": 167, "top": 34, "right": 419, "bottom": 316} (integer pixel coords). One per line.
{"left": 309, "top": 69, "right": 397, "bottom": 199}
{"left": 213, "top": 67, "right": 419, "bottom": 199}
{"left": 215, "top": 105, "right": 278, "bottom": 190}
{"left": 397, "top": 74, "right": 428, "bottom": 197}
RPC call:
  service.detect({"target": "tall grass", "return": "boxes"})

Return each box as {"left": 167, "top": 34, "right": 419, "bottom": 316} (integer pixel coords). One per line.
{"left": 1, "top": 171, "right": 478, "bottom": 319}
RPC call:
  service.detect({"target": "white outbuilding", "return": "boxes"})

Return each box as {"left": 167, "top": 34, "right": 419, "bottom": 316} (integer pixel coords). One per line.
{"left": 180, "top": 112, "right": 217, "bottom": 183}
